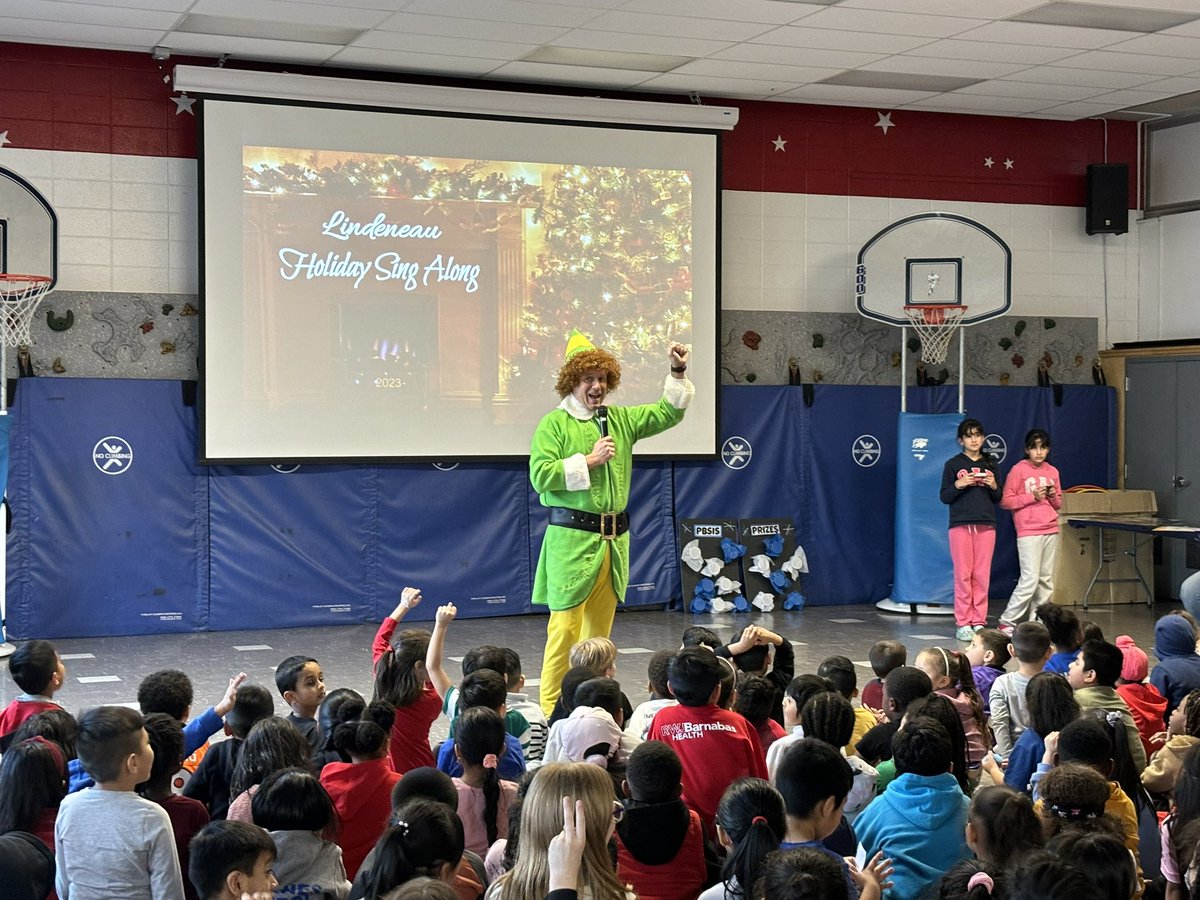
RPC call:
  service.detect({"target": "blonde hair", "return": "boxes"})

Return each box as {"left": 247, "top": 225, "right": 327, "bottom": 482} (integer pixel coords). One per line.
{"left": 570, "top": 637, "right": 617, "bottom": 674}
{"left": 491, "top": 763, "right": 627, "bottom": 900}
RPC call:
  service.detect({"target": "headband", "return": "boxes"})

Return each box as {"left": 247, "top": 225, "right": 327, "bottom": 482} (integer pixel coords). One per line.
{"left": 967, "top": 872, "right": 994, "bottom": 894}
{"left": 1047, "top": 801, "right": 1104, "bottom": 820}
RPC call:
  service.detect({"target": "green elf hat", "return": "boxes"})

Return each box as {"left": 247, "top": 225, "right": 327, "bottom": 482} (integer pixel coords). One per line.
{"left": 564, "top": 329, "right": 596, "bottom": 360}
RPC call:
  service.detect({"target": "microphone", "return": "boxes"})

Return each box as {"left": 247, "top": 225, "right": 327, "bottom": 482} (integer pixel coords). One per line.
{"left": 596, "top": 405, "right": 608, "bottom": 438}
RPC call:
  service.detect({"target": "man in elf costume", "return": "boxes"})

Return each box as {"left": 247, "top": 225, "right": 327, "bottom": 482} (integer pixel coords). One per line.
{"left": 532, "top": 330, "right": 694, "bottom": 715}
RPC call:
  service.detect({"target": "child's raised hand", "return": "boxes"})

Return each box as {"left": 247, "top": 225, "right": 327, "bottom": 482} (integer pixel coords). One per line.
{"left": 548, "top": 795, "right": 587, "bottom": 891}
{"left": 390, "top": 587, "right": 422, "bottom": 619}
{"left": 435, "top": 603, "right": 457, "bottom": 625}
{"left": 215, "top": 671, "right": 248, "bottom": 716}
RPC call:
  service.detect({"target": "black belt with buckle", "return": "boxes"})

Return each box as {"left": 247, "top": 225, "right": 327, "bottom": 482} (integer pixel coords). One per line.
{"left": 548, "top": 507, "right": 629, "bottom": 539}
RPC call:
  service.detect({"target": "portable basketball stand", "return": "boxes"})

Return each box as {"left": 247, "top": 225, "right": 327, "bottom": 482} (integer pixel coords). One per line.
{"left": 854, "top": 212, "right": 1013, "bottom": 617}
{"left": 0, "top": 274, "right": 54, "bottom": 657}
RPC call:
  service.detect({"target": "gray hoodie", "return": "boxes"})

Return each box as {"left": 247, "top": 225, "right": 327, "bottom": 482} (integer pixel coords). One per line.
{"left": 269, "top": 830, "right": 351, "bottom": 900}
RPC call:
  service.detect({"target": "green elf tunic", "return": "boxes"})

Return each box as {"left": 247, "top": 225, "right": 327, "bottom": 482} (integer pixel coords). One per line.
{"left": 530, "top": 375, "right": 694, "bottom": 612}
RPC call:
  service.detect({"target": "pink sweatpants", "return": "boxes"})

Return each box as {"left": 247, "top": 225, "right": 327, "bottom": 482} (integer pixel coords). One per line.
{"left": 948, "top": 524, "right": 995, "bottom": 627}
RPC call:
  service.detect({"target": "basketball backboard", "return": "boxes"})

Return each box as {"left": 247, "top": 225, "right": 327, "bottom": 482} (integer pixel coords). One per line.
{"left": 0, "top": 166, "right": 57, "bottom": 287}
{"left": 855, "top": 212, "right": 1010, "bottom": 327}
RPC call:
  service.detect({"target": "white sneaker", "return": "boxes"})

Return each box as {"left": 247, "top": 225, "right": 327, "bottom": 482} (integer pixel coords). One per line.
{"left": 956, "top": 625, "right": 976, "bottom": 642}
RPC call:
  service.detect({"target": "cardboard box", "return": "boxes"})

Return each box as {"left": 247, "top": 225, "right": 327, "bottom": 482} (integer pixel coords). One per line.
{"left": 1053, "top": 490, "right": 1158, "bottom": 607}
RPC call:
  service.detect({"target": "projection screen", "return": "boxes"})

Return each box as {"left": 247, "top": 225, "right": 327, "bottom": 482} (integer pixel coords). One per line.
{"left": 200, "top": 97, "right": 719, "bottom": 462}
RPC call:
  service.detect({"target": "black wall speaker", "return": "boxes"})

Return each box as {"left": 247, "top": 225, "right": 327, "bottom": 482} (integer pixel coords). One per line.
{"left": 1086, "top": 163, "right": 1129, "bottom": 235}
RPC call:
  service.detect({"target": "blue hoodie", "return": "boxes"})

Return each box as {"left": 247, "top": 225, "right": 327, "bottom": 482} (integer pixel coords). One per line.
{"left": 1151, "top": 615, "right": 1200, "bottom": 718}
{"left": 853, "top": 771, "right": 970, "bottom": 900}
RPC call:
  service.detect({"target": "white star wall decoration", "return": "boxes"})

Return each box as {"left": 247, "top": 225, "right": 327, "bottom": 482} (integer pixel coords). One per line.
{"left": 0, "top": 130, "right": 10, "bottom": 149}
{"left": 172, "top": 93, "right": 196, "bottom": 116}
{"left": 875, "top": 112, "right": 894, "bottom": 135}
{"left": 772, "top": 135, "right": 787, "bottom": 151}
{"left": 984, "top": 157, "right": 994, "bottom": 168}
{"left": 1004, "top": 158, "right": 1014, "bottom": 169}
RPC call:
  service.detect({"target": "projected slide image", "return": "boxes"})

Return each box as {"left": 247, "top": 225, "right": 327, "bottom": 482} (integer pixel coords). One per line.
{"left": 242, "top": 147, "right": 693, "bottom": 419}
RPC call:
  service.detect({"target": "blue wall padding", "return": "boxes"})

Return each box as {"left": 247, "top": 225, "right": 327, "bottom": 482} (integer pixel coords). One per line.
{"left": 6, "top": 379, "right": 207, "bottom": 638}
{"left": 3, "top": 379, "right": 1115, "bottom": 638}
{"left": 892, "top": 414, "right": 959, "bottom": 605}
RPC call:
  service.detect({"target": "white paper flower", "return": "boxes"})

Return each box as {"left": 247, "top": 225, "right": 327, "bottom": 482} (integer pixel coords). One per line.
{"left": 749, "top": 554, "right": 773, "bottom": 576}
{"left": 751, "top": 591, "right": 776, "bottom": 613}
{"left": 782, "top": 546, "right": 809, "bottom": 577}
{"left": 701, "top": 557, "right": 724, "bottom": 577}
{"left": 710, "top": 596, "right": 734, "bottom": 614}
{"left": 681, "top": 539, "right": 704, "bottom": 572}
{"left": 715, "top": 576, "right": 741, "bottom": 595}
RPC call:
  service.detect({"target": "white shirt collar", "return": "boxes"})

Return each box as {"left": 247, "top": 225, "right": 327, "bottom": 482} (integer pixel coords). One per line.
{"left": 559, "top": 392, "right": 596, "bottom": 421}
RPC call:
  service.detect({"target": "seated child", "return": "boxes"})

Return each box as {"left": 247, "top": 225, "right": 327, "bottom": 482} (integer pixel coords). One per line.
{"left": 817, "top": 655, "right": 877, "bottom": 757}
{"left": 184, "top": 683, "right": 274, "bottom": 820}
{"left": 861, "top": 641, "right": 906, "bottom": 714}
{"left": 615, "top": 740, "right": 706, "bottom": 900}
{"left": 549, "top": 637, "right": 633, "bottom": 726}
{"left": 451, "top": 707, "right": 518, "bottom": 858}
{"left": 1037, "top": 602, "right": 1083, "bottom": 675}
{"left": 914, "top": 647, "right": 988, "bottom": 770}
{"left": 436, "top": 669, "right": 526, "bottom": 780}
{"left": 723, "top": 625, "right": 795, "bottom": 726}
{"left": 140, "top": 713, "right": 210, "bottom": 900}
{"left": 965, "top": 630, "right": 1010, "bottom": 716}
{"left": 138, "top": 668, "right": 247, "bottom": 779}
{"left": 1143, "top": 688, "right": 1200, "bottom": 797}
{"left": 700, "top": 777, "right": 785, "bottom": 900}
{"left": 989, "top": 671, "right": 1078, "bottom": 794}
{"left": 356, "top": 799, "right": 465, "bottom": 899}
{"left": 774, "top": 738, "right": 888, "bottom": 900}
{"left": 990, "top": 621, "right": 1052, "bottom": 760}
{"left": 647, "top": 648, "right": 768, "bottom": 829}
{"left": 373, "top": 588, "right": 443, "bottom": 775}
{"left": 766, "top": 675, "right": 836, "bottom": 780}
{"left": 0, "top": 640, "right": 65, "bottom": 748}
{"left": 320, "top": 698, "right": 402, "bottom": 879}
{"left": 544, "top": 677, "right": 629, "bottom": 770}
{"left": 1115, "top": 634, "right": 1167, "bottom": 763}
{"left": 275, "top": 655, "right": 326, "bottom": 753}
{"left": 499, "top": 647, "right": 547, "bottom": 764}
{"left": 0, "top": 733, "right": 67, "bottom": 850}
{"left": 315, "top": 688, "right": 365, "bottom": 769}
{"left": 735, "top": 673, "right": 787, "bottom": 754}
{"left": 854, "top": 667, "right": 933, "bottom": 767}
{"left": 55, "top": 706, "right": 186, "bottom": 900}
{"left": 799, "top": 692, "right": 878, "bottom": 823}
{"left": 1151, "top": 613, "right": 1200, "bottom": 719}
{"left": 188, "top": 819, "right": 278, "bottom": 900}
{"left": 252, "top": 767, "right": 350, "bottom": 899}
{"left": 1037, "top": 762, "right": 1131, "bottom": 847}
{"left": 854, "top": 718, "right": 970, "bottom": 900}
{"left": 625, "top": 650, "right": 677, "bottom": 743}
{"left": 435, "top": 644, "right": 530, "bottom": 755}
{"left": 1067, "top": 639, "right": 1148, "bottom": 771}
{"left": 680, "top": 626, "right": 723, "bottom": 650}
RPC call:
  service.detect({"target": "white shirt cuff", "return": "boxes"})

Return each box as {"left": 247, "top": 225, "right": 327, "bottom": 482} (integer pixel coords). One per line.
{"left": 664, "top": 374, "right": 695, "bottom": 409}
{"left": 563, "top": 453, "right": 590, "bottom": 491}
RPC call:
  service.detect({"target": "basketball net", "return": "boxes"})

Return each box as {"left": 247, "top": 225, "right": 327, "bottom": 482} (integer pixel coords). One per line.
{"left": 0, "top": 274, "right": 52, "bottom": 348}
{"left": 903, "top": 304, "right": 966, "bottom": 365}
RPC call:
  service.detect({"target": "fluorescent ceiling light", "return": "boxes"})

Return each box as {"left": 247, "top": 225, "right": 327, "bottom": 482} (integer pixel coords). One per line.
{"left": 522, "top": 46, "right": 692, "bottom": 73}
{"left": 1009, "top": 2, "right": 1198, "bottom": 33}
{"left": 818, "top": 71, "right": 983, "bottom": 92}
{"left": 172, "top": 65, "right": 739, "bottom": 130}
{"left": 174, "top": 14, "right": 365, "bottom": 46}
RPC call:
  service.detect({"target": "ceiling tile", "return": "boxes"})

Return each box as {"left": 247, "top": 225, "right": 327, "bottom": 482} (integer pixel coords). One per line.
{"left": 773, "top": 83, "right": 938, "bottom": 105}
{"left": 858, "top": 56, "right": 1026, "bottom": 79}
{"left": 2, "top": 0, "right": 179, "bottom": 29}
{"left": 161, "top": 31, "right": 341, "bottom": 62}
{"left": 0, "top": 17, "right": 167, "bottom": 48}
{"left": 1034, "top": 99, "right": 1136, "bottom": 119}
{"left": 50, "top": 0, "right": 191, "bottom": 10}
{"left": 1052, "top": 50, "right": 1200, "bottom": 77}
{"left": 400, "top": 0, "right": 599, "bottom": 29}
{"left": 955, "top": 20, "right": 1139, "bottom": 48}
{"left": 904, "top": 93, "right": 1061, "bottom": 114}
{"left": 549, "top": 28, "right": 733, "bottom": 58}
{"left": 483, "top": 60, "right": 661, "bottom": 89}
{"left": 709, "top": 42, "right": 885, "bottom": 69}
{"left": 1085, "top": 88, "right": 1189, "bottom": 107}
{"left": 750, "top": 25, "right": 935, "bottom": 54}
{"left": 617, "top": 0, "right": 819, "bottom": 26}
{"left": 904, "top": 38, "right": 1079, "bottom": 65}
{"left": 790, "top": 6, "right": 983, "bottom": 38}
{"left": 1136, "top": 75, "right": 1200, "bottom": 95}
{"left": 579, "top": 10, "right": 775, "bottom": 42}
{"left": 955, "top": 79, "right": 1104, "bottom": 101}
{"left": 670, "top": 59, "right": 842, "bottom": 83}
{"left": 326, "top": 47, "right": 501, "bottom": 76}
{"left": 1003, "top": 64, "right": 1160, "bottom": 89}
{"left": 370, "top": 12, "right": 568, "bottom": 44}
{"left": 1104, "top": 32, "right": 1200, "bottom": 59}
{"left": 633, "top": 73, "right": 803, "bottom": 100}
{"left": 190, "top": 0, "right": 387, "bottom": 27}
{"left": 839, "top": 0, "right": 1042, "bottom": 16}
{"left": 351, "top": 31, "right": 540, "bottom": 60}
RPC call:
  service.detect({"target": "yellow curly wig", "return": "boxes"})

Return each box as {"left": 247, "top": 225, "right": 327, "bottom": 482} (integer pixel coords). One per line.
{"left": 555, "top": 347, "right": 622, "bottom": 398}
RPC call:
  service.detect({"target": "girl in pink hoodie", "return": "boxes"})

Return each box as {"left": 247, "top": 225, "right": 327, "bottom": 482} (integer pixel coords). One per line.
{"left": 999, "top": 428, "right": 1063, "bottom": 632}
